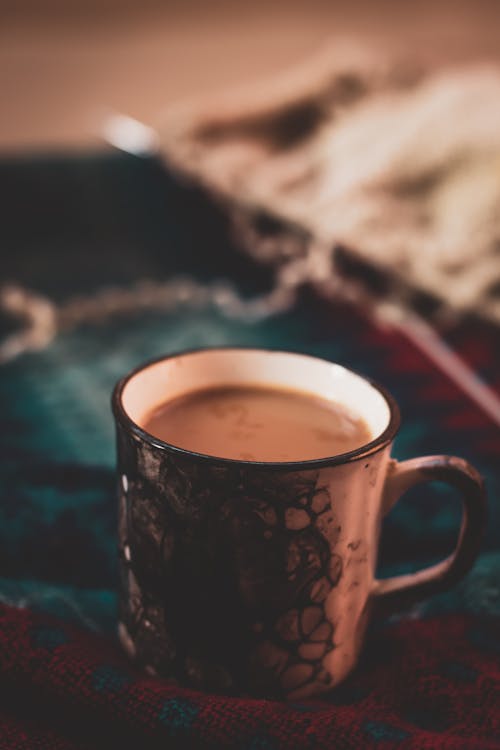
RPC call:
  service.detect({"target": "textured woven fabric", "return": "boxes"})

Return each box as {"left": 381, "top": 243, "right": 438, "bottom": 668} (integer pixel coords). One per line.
{"left": 0, "top": 604, "right": 499, "bottom": 749}
{"left": 0, "top": 154, "right": 499, "bottom": 748}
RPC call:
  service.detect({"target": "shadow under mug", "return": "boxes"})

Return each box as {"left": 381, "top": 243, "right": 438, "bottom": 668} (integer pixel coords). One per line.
{"left": 112, "top": 347, "right": 486, "bottom": 699}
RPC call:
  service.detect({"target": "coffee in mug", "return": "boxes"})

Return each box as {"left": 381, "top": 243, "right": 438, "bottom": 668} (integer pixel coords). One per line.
{"left": 142, "top": 384, "right": 372, "bottom": 462}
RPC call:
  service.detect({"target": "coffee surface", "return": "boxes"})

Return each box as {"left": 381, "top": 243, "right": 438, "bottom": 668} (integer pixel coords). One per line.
{"left": 142, "top": 384, "right": 372, "bottom": 462}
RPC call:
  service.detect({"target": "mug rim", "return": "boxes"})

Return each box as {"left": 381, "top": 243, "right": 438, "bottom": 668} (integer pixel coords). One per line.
{"left": 112, "top": 346, "right": 401, "bottom": 470}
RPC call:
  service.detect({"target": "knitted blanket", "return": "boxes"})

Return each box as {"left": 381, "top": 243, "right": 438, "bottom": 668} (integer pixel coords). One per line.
{"left": 158, "top": 47, "right": 500, "bottom": 325}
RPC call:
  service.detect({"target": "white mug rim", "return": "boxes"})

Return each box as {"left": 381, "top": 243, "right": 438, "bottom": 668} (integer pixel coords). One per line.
{"left": 112, "top": 346, "right": 401, "bottom": 470}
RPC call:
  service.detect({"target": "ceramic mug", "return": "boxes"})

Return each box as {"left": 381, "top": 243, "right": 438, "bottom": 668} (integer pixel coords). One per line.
{"left": 112, "top": 347, "right": 486, "bottom": 699}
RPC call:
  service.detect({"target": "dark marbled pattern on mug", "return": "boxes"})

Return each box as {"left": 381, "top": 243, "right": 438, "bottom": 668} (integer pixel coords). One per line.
{"left": 117, "top": 428, "right": 344, "bottom": 697}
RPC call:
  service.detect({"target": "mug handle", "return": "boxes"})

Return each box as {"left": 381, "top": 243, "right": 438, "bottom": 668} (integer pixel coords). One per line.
{"left": 372, "top": 455, "right": 487, "bottom": 611}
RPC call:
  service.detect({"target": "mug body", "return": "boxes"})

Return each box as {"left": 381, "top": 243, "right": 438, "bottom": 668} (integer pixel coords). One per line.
{"left": 113, "top": 348, "right": 398, "bottom": 699}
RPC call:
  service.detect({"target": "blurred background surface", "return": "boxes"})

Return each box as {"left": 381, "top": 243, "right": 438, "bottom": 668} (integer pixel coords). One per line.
{"left": 3, "top": 0, "right": 500, "bottom": 151}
